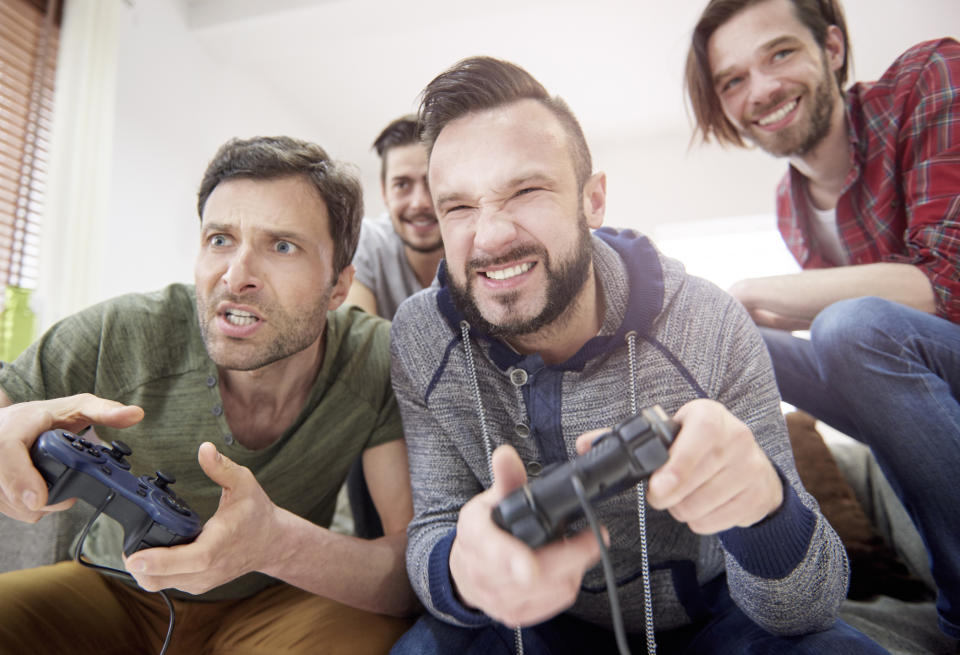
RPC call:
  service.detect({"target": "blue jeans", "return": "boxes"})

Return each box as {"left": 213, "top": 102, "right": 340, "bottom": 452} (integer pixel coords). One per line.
{"left": 761, "top": 297, "right": 960, "bottom": 638}
{"left": 390, "top": 581, "right": 888, "bottom": 655}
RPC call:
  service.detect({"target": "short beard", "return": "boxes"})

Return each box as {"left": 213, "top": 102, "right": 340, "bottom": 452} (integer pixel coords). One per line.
{"left": 401, "top": 234, "right": 444, "bottom": 254}
{"left": 196, "top": 284, "right": 332, "bottom": 371}
{"left": 746, "top": 53, "right": 837, "bottom": 158}
{"left": 448, "top": 219, "right": 593, "bottom": 338}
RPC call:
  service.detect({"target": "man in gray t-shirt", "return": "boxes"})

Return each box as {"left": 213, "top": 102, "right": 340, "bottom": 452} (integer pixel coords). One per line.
{"left": 346, "top": 116, "right": 442, "bottom": 319}
{"left": 343, "top": 116, "right": 443, "bottom": 538}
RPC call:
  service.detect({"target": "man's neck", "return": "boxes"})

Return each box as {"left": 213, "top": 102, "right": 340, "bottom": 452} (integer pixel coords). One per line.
{"left": 217, "top": 332, "right": 326, "bottom": 450}
{"left": 506, "top": 268, "right": 603, "bottom": 366}
{"left": 405, "top": 246, "right": 444, "bottom": 289}
{"left": 788, "top": 100, "right": 852, "bottom": 211}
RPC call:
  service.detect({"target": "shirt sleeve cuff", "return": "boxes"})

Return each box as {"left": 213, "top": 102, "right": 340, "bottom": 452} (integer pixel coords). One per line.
{"left": 717, "top": 471, "right": 818, "bottom": 579}
{"left": 427, "top": 528, "right": 494, "bottom": 627}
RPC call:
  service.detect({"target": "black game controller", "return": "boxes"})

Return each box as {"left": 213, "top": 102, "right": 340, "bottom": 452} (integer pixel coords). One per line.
{"left": 30, "top": 429, "right": 202, "bottom": 556}
{"left": 492, "top": 406, "right": 679, "bottom": 548}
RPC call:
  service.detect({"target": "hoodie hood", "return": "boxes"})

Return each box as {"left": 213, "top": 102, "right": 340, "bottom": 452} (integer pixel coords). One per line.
{"left": 434, "top": 227, "right": 666, "bottom": 372}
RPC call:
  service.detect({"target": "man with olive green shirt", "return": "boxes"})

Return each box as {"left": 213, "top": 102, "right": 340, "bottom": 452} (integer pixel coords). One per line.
{"left": 0, "top": 136, "right": 416, "bottom": 655}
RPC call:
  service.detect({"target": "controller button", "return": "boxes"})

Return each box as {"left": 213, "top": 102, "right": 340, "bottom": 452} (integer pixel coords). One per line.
{"left": 514, "top": 423, "right": 530, "bottom": 438}
{"left": 509, "top": 368, "right": 528, "bottom": 387}
{"left": 79, "top": 438, "right": 93, "bottom": 449}
{"left": 211, "top": 403, "right": 223, "bottom": 417}
{"left": 223, "top": 433, "right": 235, "bottom": 446}
{"left": 61, "top": 432, "right": 77, "bottom": 442}
{"left": 137, "top": 488, "right": 147, "bottom": 497}
{"left": 525, "top": 460, "right": 543, "bottom": 477}
{"left": 70, "top": 440, "right": 85, "bottom": 451}
{"left": 100, "top": 464, "right": 112, "bottom": 476}
{"left": 205, "top": 375, "right": 217, "bottom": 387}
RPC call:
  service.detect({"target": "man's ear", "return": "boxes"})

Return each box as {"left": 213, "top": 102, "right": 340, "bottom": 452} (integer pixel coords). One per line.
{"left": 825, "top": 24, "right": 845, "bottom": 75}
{"left": 582, "top": 172, "right": 607, "bottom": 229}
{"left": 327, "top": 264, "right": 355, "bottom": 312}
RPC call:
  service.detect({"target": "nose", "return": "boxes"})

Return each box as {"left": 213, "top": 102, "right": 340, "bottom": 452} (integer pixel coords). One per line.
{"left": 474, "top": 207, "right": 518, "bottom": 255}
{"left": 221, "top": 246, "right": 261, "bottom": 295}
{"left": 409, "top": 182, "right": 433, "bottom": 214}
{"left": 748, "top": 70, "right": 784, "bottom": 108}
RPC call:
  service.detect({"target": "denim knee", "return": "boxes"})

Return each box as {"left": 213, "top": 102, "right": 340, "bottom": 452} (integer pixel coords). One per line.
{"left": 809, "top": 297, "right": 908, "bottom": 378}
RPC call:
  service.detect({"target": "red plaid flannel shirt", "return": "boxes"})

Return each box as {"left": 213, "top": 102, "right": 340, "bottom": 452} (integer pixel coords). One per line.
{"left": 776, "top": 38, "right": 960, "bottom": 323}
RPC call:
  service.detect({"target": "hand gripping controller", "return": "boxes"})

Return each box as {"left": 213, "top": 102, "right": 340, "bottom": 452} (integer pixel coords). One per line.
{"left": 492, "top": 406, "right": 679, "bottom": 549}
{"left": 30, "top": 429, "right": 202, "bottom": 556}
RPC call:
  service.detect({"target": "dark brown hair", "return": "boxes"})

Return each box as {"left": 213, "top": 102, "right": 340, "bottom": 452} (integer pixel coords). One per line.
{"left": 685, "top": 0, "right": 850, "bottom": 146}
{"left": 196, "top": 136, "right": 363, "bottom": 275}
{"left": 418, "top": 56, "right": 593, "bottom": 186}
{"left": 372, "top": 115, "right": 422, "bottom": 183}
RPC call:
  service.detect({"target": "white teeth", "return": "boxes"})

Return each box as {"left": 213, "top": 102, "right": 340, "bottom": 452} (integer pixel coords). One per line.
{"left": 225, "top": 310, "right": 257, "bottom": 326}
{"left": 757, "top": 99, "right": 798, "bottom": 126}
{"left": 485, "top": 262, "right": 533, "bottom": 280}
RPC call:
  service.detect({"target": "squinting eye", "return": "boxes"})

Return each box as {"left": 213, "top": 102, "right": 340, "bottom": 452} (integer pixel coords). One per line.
{"left": 275, "top": 241, "right": 296, "bottom": 254}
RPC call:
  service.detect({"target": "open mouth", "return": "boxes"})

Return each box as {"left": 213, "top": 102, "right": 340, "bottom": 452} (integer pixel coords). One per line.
{"left": 223, "top": 308, "right": 260, "bottom": 326}
{"left": 756, "top": 97, "right": 799, "bottom": 127}
{"left": 483, "top": 262, "right": 534, "bottom": 281}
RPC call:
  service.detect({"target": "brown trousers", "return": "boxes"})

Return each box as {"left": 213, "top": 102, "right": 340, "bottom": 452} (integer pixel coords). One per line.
{"left": 0, "top": 561, "right": 413, "bottom": 655}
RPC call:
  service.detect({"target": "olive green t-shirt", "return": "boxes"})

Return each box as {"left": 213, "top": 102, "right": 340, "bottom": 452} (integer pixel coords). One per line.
{"left": 0, "top": 283, "right": 402, "bottom": 600}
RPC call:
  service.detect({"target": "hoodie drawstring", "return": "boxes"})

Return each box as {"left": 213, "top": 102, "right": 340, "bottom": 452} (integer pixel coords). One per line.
{"left": 627, "top": 331, "right": 657, "bottom": 655}
{"left": 460, "top": 321, "right": 525, "bottom": 655}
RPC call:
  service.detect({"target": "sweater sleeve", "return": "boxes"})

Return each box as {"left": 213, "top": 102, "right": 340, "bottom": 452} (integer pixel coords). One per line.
{"left": 709, "top": 290, "right": 849, "bottom": 635}
{"left": 389, "top": 309, "right": 491, "bottom": 627}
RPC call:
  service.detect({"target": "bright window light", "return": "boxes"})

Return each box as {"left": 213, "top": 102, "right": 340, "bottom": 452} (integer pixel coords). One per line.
{"left": 652, "top": 214, "right": 800, "bottom": 292}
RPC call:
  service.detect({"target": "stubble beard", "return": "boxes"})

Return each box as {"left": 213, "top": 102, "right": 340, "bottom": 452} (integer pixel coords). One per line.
{"left": 448, "top": 218, "right": 593, "bottom": 338}
{"left": 397, "top": 211, "right": 443, "bottom": 254}
{"left": 196, "top": 285, "right": 332, "bottom": 371}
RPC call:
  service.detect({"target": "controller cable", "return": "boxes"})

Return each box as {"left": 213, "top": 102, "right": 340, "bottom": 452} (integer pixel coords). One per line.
{"left": 571, "top": 473, "right": 632, "bottom": 655}
{"left": 73, "top": 490, "right": 176, "bottom": 655}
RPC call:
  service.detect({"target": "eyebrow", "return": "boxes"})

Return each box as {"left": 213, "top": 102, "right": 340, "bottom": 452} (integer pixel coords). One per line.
{"left": 712, "top": 35, "right": 800, "bottom": 85}
{"left": 201, "top": 222, "right": 307, "bottom": 243}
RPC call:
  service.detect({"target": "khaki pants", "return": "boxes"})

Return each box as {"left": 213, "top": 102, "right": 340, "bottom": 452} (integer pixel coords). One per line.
{"left": 0, "top": 561, "right": 413, "bottom": 655}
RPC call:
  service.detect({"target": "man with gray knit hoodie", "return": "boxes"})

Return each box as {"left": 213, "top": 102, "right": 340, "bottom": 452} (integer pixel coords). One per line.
{"left": 388, "top": 56, "right": 886, "bottom": 655}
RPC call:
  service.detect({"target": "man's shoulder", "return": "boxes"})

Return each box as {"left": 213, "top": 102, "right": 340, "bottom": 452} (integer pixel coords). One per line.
{"left": 850, "top": 38, "right": 960, "bottom": 107}
{"left": 357, "top": 214, "right": 402, "bottom": 252}
{"left": 327, "top": 304, "right": 393, "bottom": 371}
{"left": 390, "top": 286, "right": 447, "bottom": 339}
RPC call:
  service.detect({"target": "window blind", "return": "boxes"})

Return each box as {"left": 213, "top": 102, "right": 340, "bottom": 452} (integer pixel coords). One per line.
{"left": 0, "top": 0, "right": 60, "bottom": 291}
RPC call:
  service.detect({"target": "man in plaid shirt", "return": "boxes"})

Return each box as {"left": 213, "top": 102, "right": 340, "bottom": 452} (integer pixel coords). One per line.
{"left": 686, "top": 0, "right": 959, "bottom": 641}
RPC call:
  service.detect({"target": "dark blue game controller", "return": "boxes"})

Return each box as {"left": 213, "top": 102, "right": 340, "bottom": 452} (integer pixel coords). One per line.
{"left": 493, "top": 405, "right": 679, "bottom": 548}
{"left": 30, "top": 429, "right": 202, "bottom": 556}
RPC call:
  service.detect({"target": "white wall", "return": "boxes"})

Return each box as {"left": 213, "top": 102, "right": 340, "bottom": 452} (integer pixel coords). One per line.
{"left": 73, "top": 0, "right": 960, "bottom": 306}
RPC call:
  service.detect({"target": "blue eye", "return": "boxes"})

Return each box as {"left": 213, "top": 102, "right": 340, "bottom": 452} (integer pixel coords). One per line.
{"left": 722, "top": 77, "right": 742, "bottom": 93}
{"left": 773, "top": 48, "right": 794, "bottom": 61}
{"left": 275, "top": 241, "right": 296, "bottom": 254}
{"left": 210, "top": 234, "right": 228, "bottom": 247}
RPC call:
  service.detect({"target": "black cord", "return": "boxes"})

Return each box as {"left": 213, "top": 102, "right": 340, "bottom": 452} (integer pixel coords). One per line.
{"left": 570, "top": 474, "right": 631, "bottom": 655}
{"left": 73, "top": 491, "right": 176, "bottom": 655}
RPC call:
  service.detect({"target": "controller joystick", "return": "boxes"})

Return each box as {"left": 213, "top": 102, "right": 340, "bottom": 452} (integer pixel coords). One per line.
{"left": 30, "top": 429, "right": 202, "bottom": 556}
{"left": 152, "top": 471, "right": 176, "bottom": 491}
{"left": 105, "top": 440, "right": 133, "bottom": 469}
{"left": 492, "top": 405, "right": 678, "bottom": 549}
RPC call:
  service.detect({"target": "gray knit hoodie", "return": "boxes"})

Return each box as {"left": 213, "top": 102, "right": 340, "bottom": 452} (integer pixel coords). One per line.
{"left": 390, "top": 228, "right": 848, "bottom": 637}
